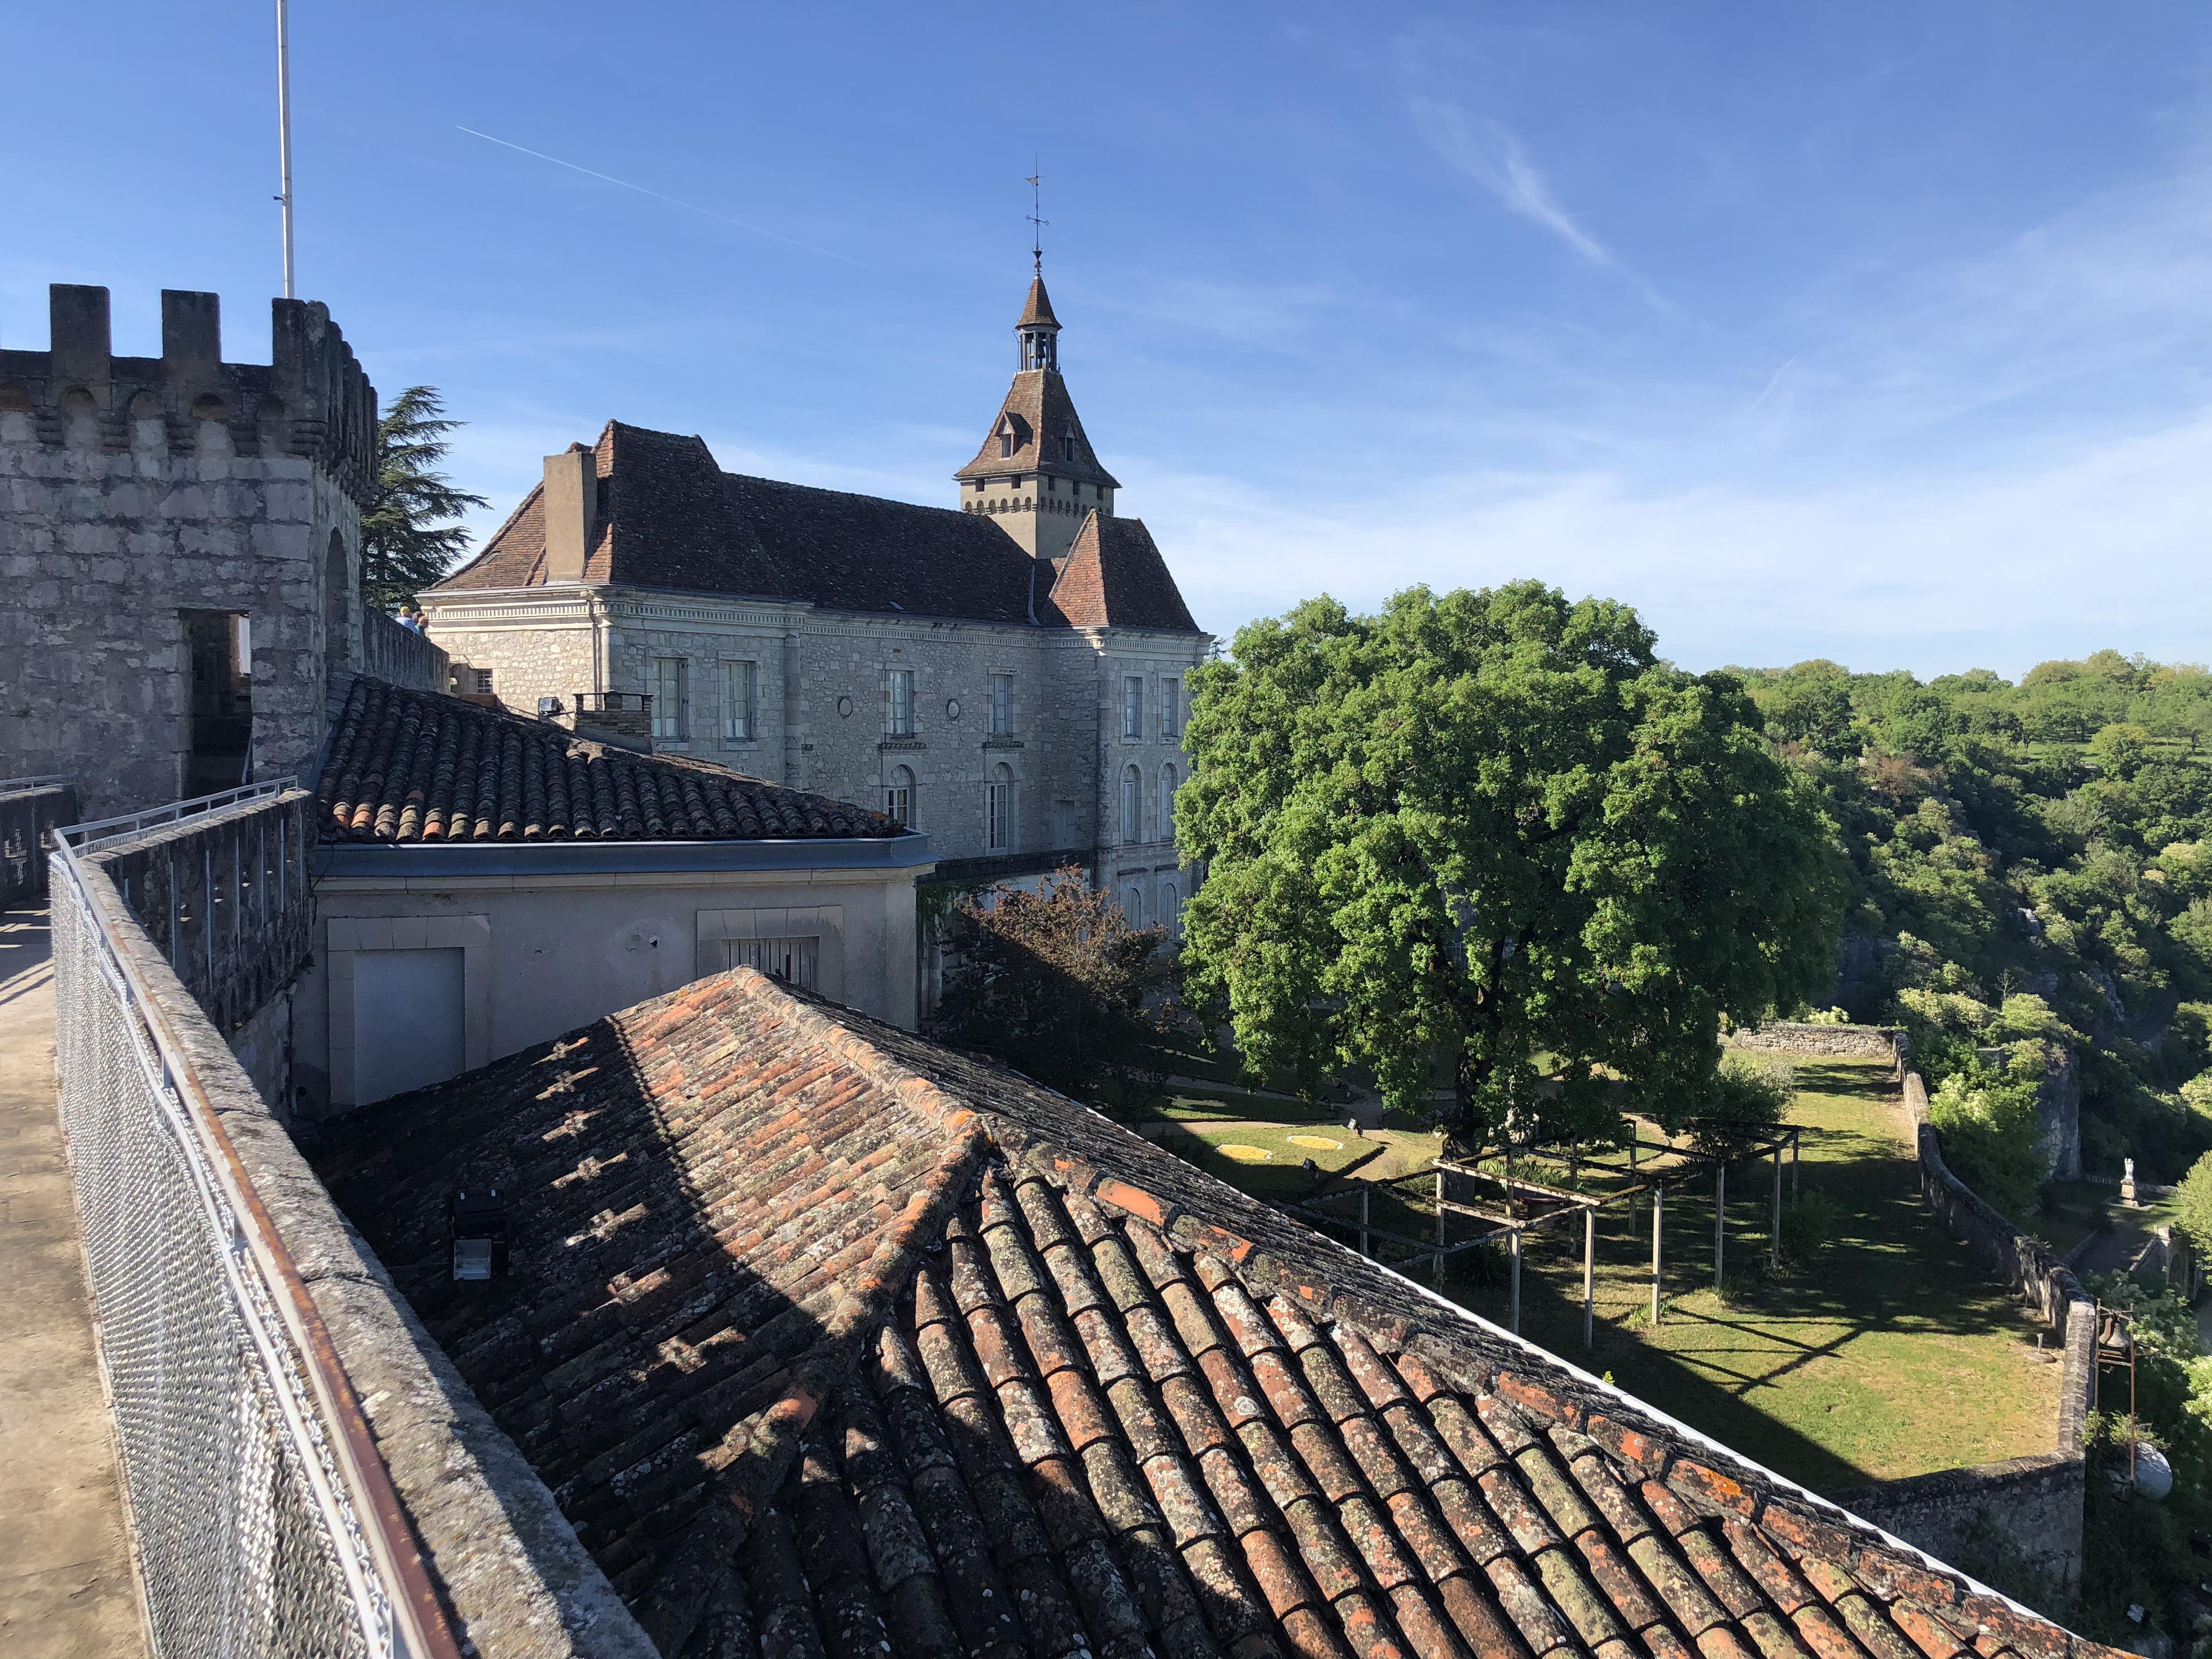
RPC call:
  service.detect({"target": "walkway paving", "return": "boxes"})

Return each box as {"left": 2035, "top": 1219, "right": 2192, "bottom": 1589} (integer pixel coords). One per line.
{"left": 0, "top": 902, "right": 149, "bottom": 1658}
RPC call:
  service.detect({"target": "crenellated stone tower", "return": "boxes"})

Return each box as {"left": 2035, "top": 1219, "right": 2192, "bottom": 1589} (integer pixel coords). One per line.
{"left": 0, "top": 285, "right": 379, "bottom": 814}
{"left": 954, "top": 276, "right": 1120, "bottom": 566}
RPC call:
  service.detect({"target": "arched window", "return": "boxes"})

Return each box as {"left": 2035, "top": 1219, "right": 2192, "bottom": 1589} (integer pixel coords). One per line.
{"left": 1160, "top": 763, "right": 1178, "bottom": 841}
{"left": 987, "top": 763, "right": 1013, "bottom": 851}
{"left": 1121, "top": 765, "right": 1142, "bottom": 844}
{"left": 886, "top": 765, "right": 915, "bottom": 828}
{"left": 1160, "top": 879, "right": 1180, "bottom": 941}
{"left": 1123, "top": 885, "right": 1145, "bottom": 928}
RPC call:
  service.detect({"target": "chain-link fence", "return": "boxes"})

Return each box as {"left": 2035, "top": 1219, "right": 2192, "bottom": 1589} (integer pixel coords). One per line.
{"left": 49, "top": 794, "right": 453, "bottom": 1659}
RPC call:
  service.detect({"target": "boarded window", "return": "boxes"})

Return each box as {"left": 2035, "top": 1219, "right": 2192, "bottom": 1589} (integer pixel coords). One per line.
{"left": 722, "top": 936, "right": 818, "bottom": 989}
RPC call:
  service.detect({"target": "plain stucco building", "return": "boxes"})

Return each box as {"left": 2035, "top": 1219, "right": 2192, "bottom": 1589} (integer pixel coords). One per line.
{"left": 291, "top": 679, "right": 933, "bottom": 1110}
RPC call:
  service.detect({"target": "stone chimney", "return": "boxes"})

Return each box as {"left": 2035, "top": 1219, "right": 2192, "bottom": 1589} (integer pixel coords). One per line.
{"left": 542, "top": 446, "right": 597, "bottom": 582}
{"left": 552, "top": 691, "right": 651, "bottom": 754}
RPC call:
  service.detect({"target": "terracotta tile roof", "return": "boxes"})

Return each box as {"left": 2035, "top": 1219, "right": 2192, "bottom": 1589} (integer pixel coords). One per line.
{"left": 317, "top": 677, "right": 904, "bottom": 843}
{"left": 954, "top": 368, "right": 1122, "bottom": 491}
{"left": 431, "top": 421, "right": 1070, "bottom": 625}
{"left": 318, "top": 971, "right": 2114, "bottom": 1659}
{"left": 1050, "top": 514, "right": 1201, "bottom": 633}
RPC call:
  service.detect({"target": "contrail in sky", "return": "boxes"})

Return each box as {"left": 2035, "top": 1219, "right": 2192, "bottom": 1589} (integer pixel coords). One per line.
{"left": 457, "top": 126, "right": 884, "bottom": 273}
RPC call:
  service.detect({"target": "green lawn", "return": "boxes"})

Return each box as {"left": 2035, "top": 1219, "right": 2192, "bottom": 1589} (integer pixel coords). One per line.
{"left": 1152, "top": 1055, "right": 2062, "bottom": 1493}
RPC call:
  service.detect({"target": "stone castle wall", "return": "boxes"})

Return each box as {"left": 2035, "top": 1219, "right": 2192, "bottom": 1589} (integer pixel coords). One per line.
{"left": 0, "top": 285, "right": 374, "bottom": 816}
{"left": 1727, "top": 1020, "right": 1906, "bottom": 1070}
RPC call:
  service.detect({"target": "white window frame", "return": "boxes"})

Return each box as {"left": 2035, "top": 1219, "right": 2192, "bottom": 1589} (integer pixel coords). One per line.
{"left": 1162, "top": 677, "right": 1180, "bottom": 740}
{"left": 990, "top": 672, "right": 1014, "bottom": 736}
{"left": 886, "top": 668, "right": 915, "bottom": 737}
{"left": 1121, "top": 764, "right": 1142, "bottom": 844}
{"left": 886, "top": 764, "right": 915, "bottom": 828}
{"left": 1161, "top": 762, "right": 1178, "bottom": 841}
{"left": 721, "top": 658, "right": 758, "bottom": 744}
{"left": 651, "top": 657, "right": 690, "bottom": 742}
{"left": 1123, "top": 676, "right": 1143, "bottom": 740}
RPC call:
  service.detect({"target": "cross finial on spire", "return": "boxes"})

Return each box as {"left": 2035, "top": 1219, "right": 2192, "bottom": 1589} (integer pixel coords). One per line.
{"left": 1025, "top": 167, "right": 1047, "bottom": 276}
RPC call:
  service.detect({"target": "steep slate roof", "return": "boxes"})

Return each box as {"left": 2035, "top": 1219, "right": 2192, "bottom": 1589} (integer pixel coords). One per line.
{"left": 316, "top": 969, "right": 2112, "bottom": 1659}
{"left": 1019, "top": 276, "right": 1062, "bottom": 330}
{"left": 954, "top": 368, "right": 1121, "bottom": 492}
{"left": 318, "top": 677, "right": 903, "bottom": 843}
{"left": 432, "top": 421, "right": 1157, "bottom": 628}
{"left": 1051, "top": 515, "right": 1201, "bottom": 633}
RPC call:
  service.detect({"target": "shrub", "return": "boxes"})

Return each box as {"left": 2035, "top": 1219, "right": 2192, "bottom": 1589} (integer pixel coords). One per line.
{"left": 1687, "top": 1054, "right": 1796, "bottom": 1156}
{"left": 1928, "top": 1058, "right": 2046, "bottom": 1219}
{"left": 930, "top": 868, "right": 1173, "bottom": 1101}
{"left": 1777, "top": 1190, "right": 1840, "bottom": 1267}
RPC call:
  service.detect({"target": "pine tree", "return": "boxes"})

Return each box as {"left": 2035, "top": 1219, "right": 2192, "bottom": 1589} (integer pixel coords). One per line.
{"left": 359, "top": 386, "right": 489, "bottom": 612}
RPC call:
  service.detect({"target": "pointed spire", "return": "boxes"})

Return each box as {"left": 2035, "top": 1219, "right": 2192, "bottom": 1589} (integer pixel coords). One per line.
{"left": 1018, "top": 277, "right": 1060, "bottom": 331}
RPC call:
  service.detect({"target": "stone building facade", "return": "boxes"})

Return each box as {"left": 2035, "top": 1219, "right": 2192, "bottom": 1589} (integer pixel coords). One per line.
{"left": 420, "top": 275, "right": 1211, "bottom": 932}
{"left": 0, "top": 285, "right": 382, "bottom": 816}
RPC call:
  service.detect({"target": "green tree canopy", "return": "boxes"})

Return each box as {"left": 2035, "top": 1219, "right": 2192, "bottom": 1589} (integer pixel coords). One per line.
{"left": 1176, "top": 581, "right": 1845, "bottom": 1146}
{"left": 359, "top": 385, "right": 488, "bottom": 613}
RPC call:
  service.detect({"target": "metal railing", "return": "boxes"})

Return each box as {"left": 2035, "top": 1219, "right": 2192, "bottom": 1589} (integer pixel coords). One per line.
{"left": 58, "top": 776, "right": 294, "bottom": 853}
{"left": 49, "top": 794, "right": 460, "bottom": 1659}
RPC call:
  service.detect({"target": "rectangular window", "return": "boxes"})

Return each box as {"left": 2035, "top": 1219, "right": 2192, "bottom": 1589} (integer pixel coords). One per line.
{"left": 886, "top": 668, "right": 915, "bottom": 737}
{"left": 990, "top": 672, "right": 1014, "bottom": 735}
{"left": 722, "top": 659, "right": 758, "bottom": 743}
{"left": 1162, "top": 677, "right": 1180, "bottom": 739}
{"left": 474, "top": 667, "right": 494, "bottom": 696}
{"left": 885, "top": 779, "right": 911, "bottom": 827}
{"left": 652, "top": 658, "right": 689, "bottom": 742}
{"left": 1123, "top": 676, "right": 1143, "bottom": 740}
{"left": 987, "top": 781, "right": 1011, "bottom": 850}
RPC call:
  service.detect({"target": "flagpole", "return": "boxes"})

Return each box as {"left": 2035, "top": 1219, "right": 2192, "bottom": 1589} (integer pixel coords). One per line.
{"left": 276, "top": 0, "right": 296, "bottom": 299}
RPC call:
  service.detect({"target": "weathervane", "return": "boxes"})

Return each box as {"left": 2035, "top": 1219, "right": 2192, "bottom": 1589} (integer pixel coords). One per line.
{"left": 1026, "top": 168, "right": 1047, "bottom": 276}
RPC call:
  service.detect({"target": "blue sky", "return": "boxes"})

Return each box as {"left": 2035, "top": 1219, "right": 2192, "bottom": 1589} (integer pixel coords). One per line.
{"left": 5, "top": 3, "right": 2206, "bottom": 678}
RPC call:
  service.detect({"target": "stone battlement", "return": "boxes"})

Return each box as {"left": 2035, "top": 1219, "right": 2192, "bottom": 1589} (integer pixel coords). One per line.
{"left": 0, "top": 285, "right": 376, "bottom": 502}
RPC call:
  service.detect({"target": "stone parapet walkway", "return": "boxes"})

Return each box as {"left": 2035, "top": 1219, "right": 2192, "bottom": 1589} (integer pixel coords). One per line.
{"left": 0, "top": 903, "right": 149, "bottom": 1658}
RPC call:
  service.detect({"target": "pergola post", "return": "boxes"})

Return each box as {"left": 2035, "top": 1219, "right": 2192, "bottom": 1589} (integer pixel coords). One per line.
{"left": 1792, "top": 1127, "right": 1800, "bottom": 1201}
{"left": 1771, "top": 1145, "right": 1783, "bottom": 1271}
{"left": 1713, "top": 1162, "right": 1726, "bottom": 1289}
{"left": 1358, "top": 1187, "right": 1370, "bottom": 1256}
{"left": 1433, "top": 1167, "right": 1445, "bottom": 1284}
{"left": 1510, "top": 1227, "right": 1522, "bottom": 1335}
{"left": 1583, "top": 1208, "right": 1595, "bottom": 1348}
{"left": 1651, "top": 1185, "right": 1665, "bottom": 1326}
{"left": 1629, "top": 1142, "right": 1640, "bottom": 1235}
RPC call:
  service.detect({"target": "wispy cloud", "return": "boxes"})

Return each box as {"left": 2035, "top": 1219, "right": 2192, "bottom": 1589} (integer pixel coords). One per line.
{"left": 1410, "top": 99, "right": 1611, "bottom": 264}
{"left": 456, "top": 126, "right": 888, "bottom": 275}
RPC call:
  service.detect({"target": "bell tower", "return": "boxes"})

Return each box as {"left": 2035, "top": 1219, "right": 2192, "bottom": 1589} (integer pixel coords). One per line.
{"left": 954, "top": 274, "right": 1120, "bottom": 566}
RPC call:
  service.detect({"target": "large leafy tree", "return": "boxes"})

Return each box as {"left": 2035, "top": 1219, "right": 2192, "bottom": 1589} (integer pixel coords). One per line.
{"left": 359, "top": 386, "right": 488, "bottom": 612}
{"left": 1177, "top": 581, "right": 1844, "bottom": 1147}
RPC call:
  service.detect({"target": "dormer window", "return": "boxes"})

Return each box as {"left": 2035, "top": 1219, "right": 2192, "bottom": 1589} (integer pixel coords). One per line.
{"left": 998, "top": 425, "right": 1015, "bottom": 459}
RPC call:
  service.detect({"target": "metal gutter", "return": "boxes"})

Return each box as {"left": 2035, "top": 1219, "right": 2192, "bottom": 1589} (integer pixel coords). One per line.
{"left": 320, "top": 831, "right": 936, "bottom": 879}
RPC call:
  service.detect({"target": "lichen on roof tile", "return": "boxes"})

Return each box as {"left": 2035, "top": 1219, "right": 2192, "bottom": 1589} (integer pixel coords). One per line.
{"left": 316, "top": 969, "right": 2125, "bottom": 1659}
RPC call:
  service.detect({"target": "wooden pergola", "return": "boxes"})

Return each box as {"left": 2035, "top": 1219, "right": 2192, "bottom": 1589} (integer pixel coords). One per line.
{"left": 1282, "top": 1118, "right": 1802, "bottom": 1345}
